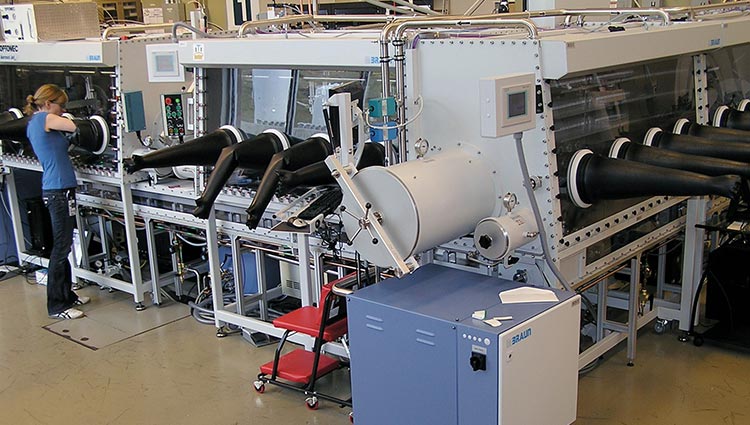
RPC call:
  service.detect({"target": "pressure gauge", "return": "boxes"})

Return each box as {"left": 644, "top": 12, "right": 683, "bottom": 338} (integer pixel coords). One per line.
{"left": 502, "top": 192, "right": 518, "bottom": 212}
{"left": 414, "top": 138, "right": 429, "bottom": 158}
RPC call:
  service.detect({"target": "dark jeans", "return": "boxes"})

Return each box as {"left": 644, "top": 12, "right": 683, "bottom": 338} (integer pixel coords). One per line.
{"left": 42, "top": 188, "right": 78, "bottom": 315}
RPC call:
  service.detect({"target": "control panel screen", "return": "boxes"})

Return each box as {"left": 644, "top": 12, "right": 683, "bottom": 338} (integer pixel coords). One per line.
{"left": 146, "top": 44, "right": 185, "bottom": 82}
{"left": 507, "top": 91, "right": 527, "bottom": 118}
{"left": 155, "top": 53, "right": 178, "bottom": 75}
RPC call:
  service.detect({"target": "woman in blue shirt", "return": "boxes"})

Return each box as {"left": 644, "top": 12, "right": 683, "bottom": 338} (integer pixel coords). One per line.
{"left": 24, "top": 84, "right": 90, "bottom": 319}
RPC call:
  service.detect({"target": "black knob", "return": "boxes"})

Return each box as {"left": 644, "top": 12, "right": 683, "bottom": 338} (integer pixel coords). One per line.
{"left": 469, "top": 352, "right": 486, "bottom": 371}
{"left": 478, "top": 234, "right": 492, "bottom": 250}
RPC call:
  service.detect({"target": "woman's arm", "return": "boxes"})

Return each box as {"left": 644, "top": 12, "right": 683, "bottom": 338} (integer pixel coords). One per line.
{"left": 45, "top": 114, "right": 77, "bottom": 133}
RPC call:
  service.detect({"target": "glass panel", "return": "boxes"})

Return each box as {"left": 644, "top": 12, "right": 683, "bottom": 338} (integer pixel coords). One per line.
{"left": 0, "top": 66, "right": 114, "bottom": 115}
{"left": 550, "top": 56, "right": 695, "bottom": 235}
{"left": 291, "top": 70, "right": 364, "bottom": 139}
{"left": 237, "top": 69, "right": 292, "bottom": 137}
{"left": 704, "top": 43, "right": 750, "bottom": 117}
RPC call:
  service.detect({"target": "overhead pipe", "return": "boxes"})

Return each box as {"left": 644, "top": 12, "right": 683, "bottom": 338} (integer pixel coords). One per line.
{"left": 170, "top": 22, "right": 218, "bottom": 42}
{"left": 362, "top": 0, "right": 419, "bottom": 15}
{"left": 389, "top": 0, "right": 441, "bottom": 16}
{"left": 238, "top": 14, "right": 395, "bottom": 36}
{"left": 102, "top": 23, "right": 179, "bottom": 39}
{"left": 664, "top": 1, "right": 750, "bottom": 20}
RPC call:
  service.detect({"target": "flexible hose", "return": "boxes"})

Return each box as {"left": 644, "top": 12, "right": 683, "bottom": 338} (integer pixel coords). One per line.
{"left": 514, "top": 133, "right": 574, "bottom": 292}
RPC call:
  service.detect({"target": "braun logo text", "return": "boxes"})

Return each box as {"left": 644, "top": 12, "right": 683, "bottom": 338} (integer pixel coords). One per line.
{"left": 511, "top": 328, "right": 532, "bottom": 345}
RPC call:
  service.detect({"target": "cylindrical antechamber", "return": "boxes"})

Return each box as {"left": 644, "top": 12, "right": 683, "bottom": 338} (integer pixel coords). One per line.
{"left": 339, "top": 148, "right": 497, "bottom": 267}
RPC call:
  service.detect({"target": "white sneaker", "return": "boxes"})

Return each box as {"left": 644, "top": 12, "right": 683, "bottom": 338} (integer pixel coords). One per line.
{"left": 50, "top": 308, "right": 85, "bottom": 320}
{"left": 74, "top": 296, "right": 90, "bottom": 306}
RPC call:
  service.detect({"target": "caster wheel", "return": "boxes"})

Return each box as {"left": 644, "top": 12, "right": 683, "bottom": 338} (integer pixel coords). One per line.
{"left": 305, "top": 396, "right": 319, "bottom": 410}
{"left": 678, "top": 332, "right": 690, "bottom": 343}
{"left": 693, "top": 335, "right": 704, "bottom": 347}
{"left": 253, "top": 381, "right": 265, "bottom": 394}
{"left": 135, "top": 303, "right": 146, "bottom": 311}
{"left": 349, "top": 412, "right": 354, "bottom": 423}
{"left": 627, "top": 361, "right": 634, "bottom": 367}
{"left": 653, "top": 319, "right": 667, "bottom": 335}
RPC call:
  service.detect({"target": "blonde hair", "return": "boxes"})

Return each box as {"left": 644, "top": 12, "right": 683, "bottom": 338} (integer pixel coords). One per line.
{"left": 23, "top": 84, "right": 69, "bottom": 115}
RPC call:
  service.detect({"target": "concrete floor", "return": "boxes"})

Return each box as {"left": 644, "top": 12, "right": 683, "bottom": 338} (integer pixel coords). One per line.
{"left": 1, "top": 273, "right": 749, "bottom": 425}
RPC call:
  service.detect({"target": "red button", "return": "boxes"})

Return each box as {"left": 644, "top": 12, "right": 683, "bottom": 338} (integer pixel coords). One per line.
{"left": 165, "top": 98, "right": 172, "bottom": 105}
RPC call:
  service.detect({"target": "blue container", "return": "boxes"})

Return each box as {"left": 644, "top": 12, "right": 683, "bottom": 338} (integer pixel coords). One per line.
{"left": 217, "top": 246, "right": 280, "bottom": 295}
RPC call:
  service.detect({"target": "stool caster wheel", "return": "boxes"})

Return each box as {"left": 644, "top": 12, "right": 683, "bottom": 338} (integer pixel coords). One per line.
{"left": 653, "top": 318, "right": 668, "bottom": 334}
{"left": 305, "top": 396, "right": 319, "bottom": 410}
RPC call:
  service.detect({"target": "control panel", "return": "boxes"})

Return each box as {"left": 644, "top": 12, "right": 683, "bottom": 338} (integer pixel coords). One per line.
{"left": 479, "top": 73, "right": 537, "bottom": 138}
{"left": 161, "top": 93, "right": 185, "bottom": 138}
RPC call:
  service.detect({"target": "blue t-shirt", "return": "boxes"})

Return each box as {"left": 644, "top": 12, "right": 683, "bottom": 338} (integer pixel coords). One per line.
{"left": 26, "top": 112, "right": 76, "bottom": 190}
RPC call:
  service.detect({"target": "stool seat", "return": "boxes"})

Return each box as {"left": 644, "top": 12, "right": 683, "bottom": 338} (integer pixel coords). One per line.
{"left": 260, "top": 348, "right": 340, "bottom": 384}
{"left": 273, "top": 306, "right": 348, "bottom": 341}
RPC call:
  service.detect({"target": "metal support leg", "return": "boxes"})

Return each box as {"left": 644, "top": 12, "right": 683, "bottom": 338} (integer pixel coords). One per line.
{"left": 120, "top": 184, "right": 146, "bottom": 307}
{"left": 655, "top": 243, "right": 667, "bottom": 299}
{"left": 205, "top": 209, "right": 224, "bottom": 330}
{"left": 255, "top": 247, "right": 268, "bottom": 320}
{"left": 678, "top": 198, "right": 707, "bottom": 335}
{"left": 71, "top": 205, "right": 89, "bottom": 286}
{"left": 169, "top": 229, "right": 181, "bottom": 293}
{"left": 6, "top": 170, "right": 28, "bottom": 260}
{"left": 297, "top": 234, "right": 314, "bottom": 307}
{"left": 596, "top": 278, "right": 607, "bottom": 343}
{"left": 297, "top": 234, "right": 314, "bottom": 350}
{"left": 627, "top": 256, "right": 640, "bottom": 366}
{"left": 231, "top": 236, "right": 245, "bottom": 315}
{"left": 144, "top": 218, "right": 162, "bottom": 305}
{"left": 97, "top": 216, "right": 111, "bottom": 266}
